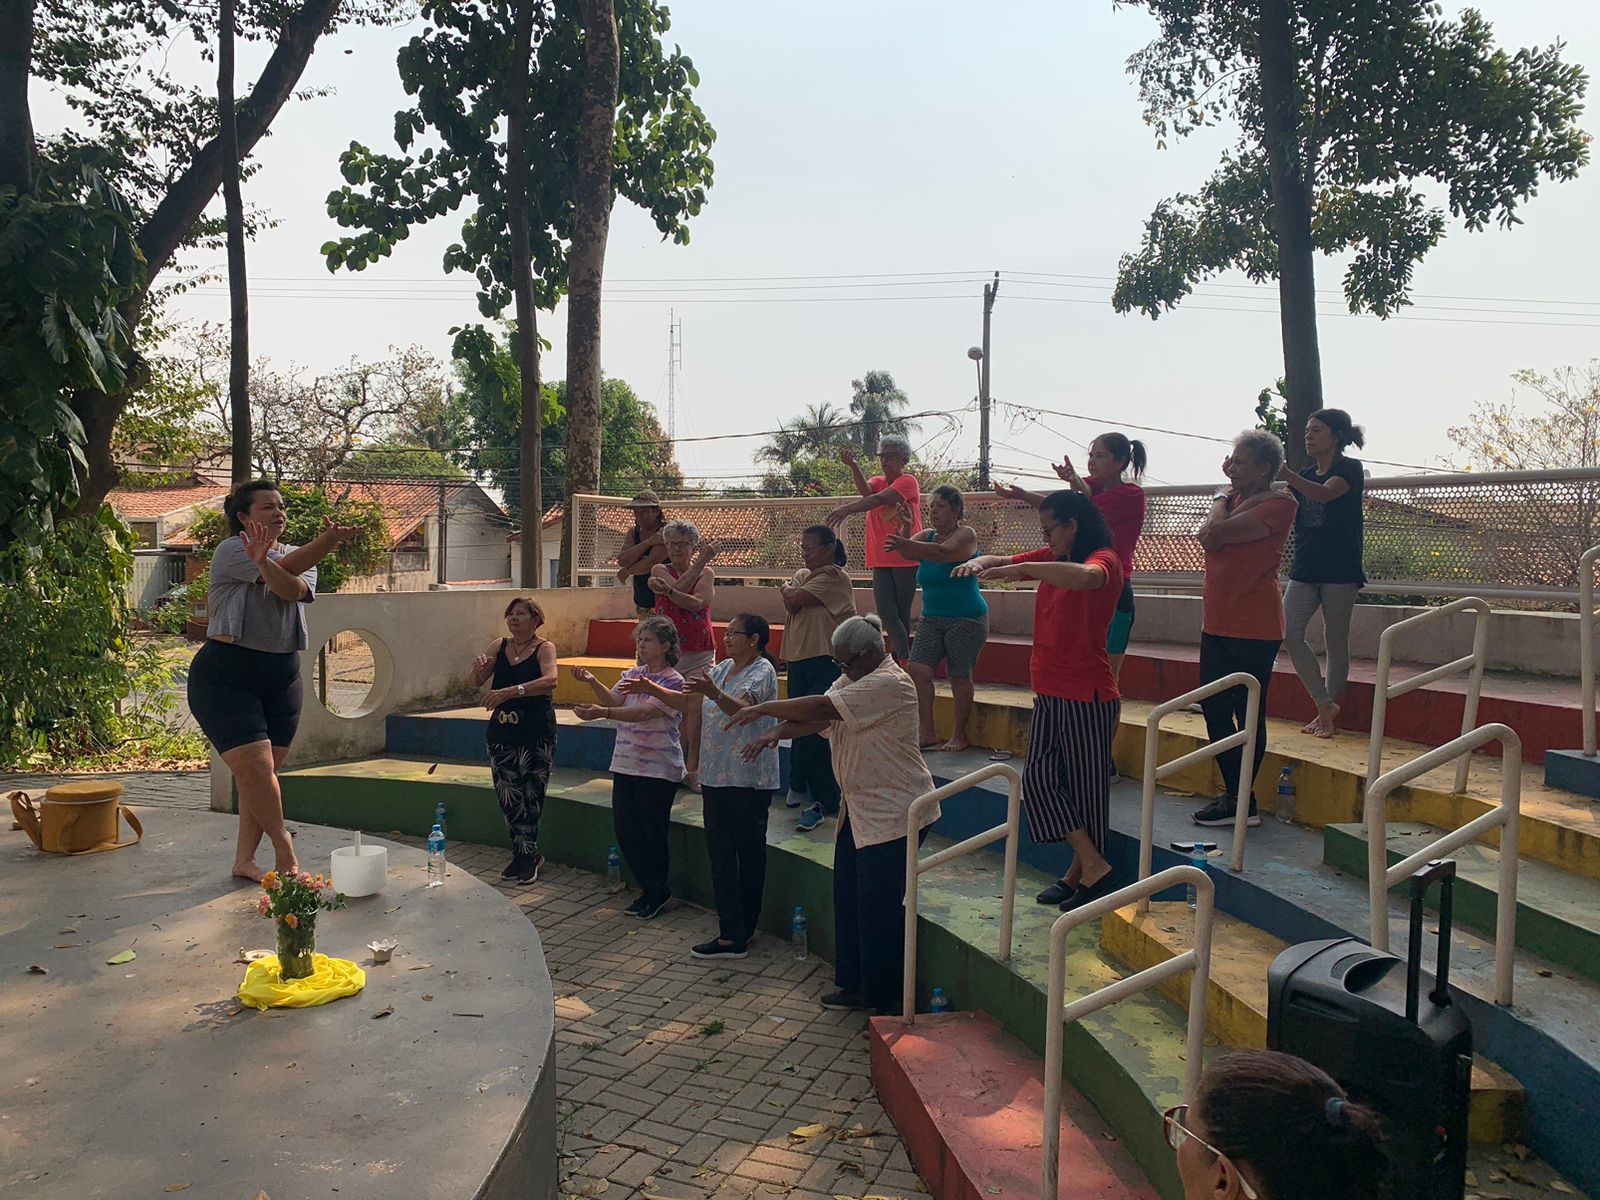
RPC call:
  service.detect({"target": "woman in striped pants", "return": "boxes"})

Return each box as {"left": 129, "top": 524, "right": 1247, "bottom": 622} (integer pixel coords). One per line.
{"left": 955, "top": 490, "right": 1124, "bottom": 913}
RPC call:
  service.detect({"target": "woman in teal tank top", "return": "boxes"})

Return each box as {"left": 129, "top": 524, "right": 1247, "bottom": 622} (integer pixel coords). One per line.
{"left": 884, "top": 484, "right": 990, "bottom": 751}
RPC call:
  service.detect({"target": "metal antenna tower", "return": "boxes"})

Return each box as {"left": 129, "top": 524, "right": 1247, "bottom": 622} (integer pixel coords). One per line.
{"left": 666, "top": 311, "right": 682, "bottom": 440}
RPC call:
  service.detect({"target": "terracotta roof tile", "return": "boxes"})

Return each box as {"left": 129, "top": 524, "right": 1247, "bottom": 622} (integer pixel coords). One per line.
{"left": 107, "top": 482, "right": 228, "bottom": 520}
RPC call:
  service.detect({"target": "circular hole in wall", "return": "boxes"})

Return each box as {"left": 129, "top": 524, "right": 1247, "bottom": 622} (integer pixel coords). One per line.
{"left": 310, "top": 629, "right": 391, "bottom": 718}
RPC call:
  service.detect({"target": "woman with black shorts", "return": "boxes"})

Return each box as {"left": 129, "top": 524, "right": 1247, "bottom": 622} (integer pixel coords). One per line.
{"left": 187, "top": 480, "right": 358, "bottom": 881}
{"left": 470, "top": 597, "right": 560, "bottom": 882}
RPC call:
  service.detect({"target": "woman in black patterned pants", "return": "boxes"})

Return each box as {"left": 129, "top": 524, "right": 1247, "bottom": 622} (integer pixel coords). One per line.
{"left": 470, "top": 597, "right": 560, "bottom": 882}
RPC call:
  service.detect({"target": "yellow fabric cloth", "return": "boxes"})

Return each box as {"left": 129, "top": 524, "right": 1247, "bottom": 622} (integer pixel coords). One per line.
{"left": 238, "top": 953, "right": 366, "bottom": 1010}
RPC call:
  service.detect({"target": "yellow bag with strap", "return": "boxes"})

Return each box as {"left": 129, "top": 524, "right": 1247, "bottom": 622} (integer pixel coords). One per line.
{"left": 9, "top": 781, "right": 144, "bottom": 855}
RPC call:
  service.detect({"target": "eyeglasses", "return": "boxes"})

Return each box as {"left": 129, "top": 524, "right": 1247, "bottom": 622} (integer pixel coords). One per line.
{"left": 725, "top": 628, "right": 748, "bottom": 639}
{"left": 831, "top": 649, "right": 862, "bottom": 670}
{"left": 1163, "top": 1106, "right": 1258, "bottom": 1200}
{"left": 1040, "top": 521, "right": 1063, "bottom": 538}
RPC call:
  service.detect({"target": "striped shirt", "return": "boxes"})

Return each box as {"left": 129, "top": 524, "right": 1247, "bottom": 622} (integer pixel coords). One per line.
{"left": 609, "top": 666, "right": 686, "bottom": 782}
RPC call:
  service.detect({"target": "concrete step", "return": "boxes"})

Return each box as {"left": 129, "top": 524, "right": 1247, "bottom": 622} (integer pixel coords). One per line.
{"left": 868, "top": 1010, "right": 1158, "bottom": 1200}
{"left": 1323, "top": 821, "right": 1600, "bottom": 986}
{"left": 275, "top": 754, "right": 1598, "bottom": 1196}
{"left": 442, "top": 666, "right": 1600, "bottom": 881}
{"left": 582, "top": 621, "right": 1589, "bottom": 763}
{"left": 1547, "top": 750, "right": 1600, "bottom": 800}
{"left": 1099, "top": 901, "right": 1527, "bottom": 1146}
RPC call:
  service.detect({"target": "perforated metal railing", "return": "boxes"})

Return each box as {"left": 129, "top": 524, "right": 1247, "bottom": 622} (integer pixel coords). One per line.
{"left": 1580, "top": 545, "right": 1600, "bottom": 756}
{"left": 571, "top": 466, "right": 1600, "bottom": 601}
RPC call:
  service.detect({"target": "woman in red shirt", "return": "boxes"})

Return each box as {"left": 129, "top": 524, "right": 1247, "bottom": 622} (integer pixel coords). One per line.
{"left": 826, "top": 436, "right": 920, "bottom": 661}
{"left": 995, "top": 431, "right": 1147, "bottom": 683}
{"left": 956, "top": 491, "right": 1123, "bottom": 913}
{"left": 648, "top": 521, "right": 719, "bottom": 791}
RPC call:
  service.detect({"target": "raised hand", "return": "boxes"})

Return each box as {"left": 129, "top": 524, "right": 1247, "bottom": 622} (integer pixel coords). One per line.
{"left": 884, "top": 533, "right": 911, "bottom": 556}
{"left": 951, "top": 560, "right": 984, "bottom": 578}
{"left": 739, "top": 729, "right": 782, "bottom": 762}
{"left": 617, "top": 675, "right": 652, "bottom": 696}
{"left": 570, "top": 665, "right": 596, "bottom": 685}
{"left": 992, "top": 481, "right": 1028, "bottom": 502}
{"left": 696, "top": 538, "right": 723, "bottom": 562}
{"left": 723, "top": 703, "right": 769, "bottom": 729}
{"left": 321, "top": 515, "right": 362, "bottom": 544}
{"left": 839, "top": 447, "right": 858, "bottom": 468}
{"left": 979, "top": 564, "right": 1025, "bottom": 582}
{"left": 574, "top": 704, "right": 607, "bottom": 722}
{"left": 1053, "top": 457, "right": 1079, "bottom": 484}
{"left": 684, "top": 673, "right": 720, "bottom": 699}
{"left": 647, "top": 574, "right": 672, "bottom": 594}
{"left": 824, "top": 505, "right": 850, "bottom": 530}
{"left": 240, "top": 520, "right": 275, "bottom": 565}
{"left": 482, "top": 689, "right": 507, "bottom": 711}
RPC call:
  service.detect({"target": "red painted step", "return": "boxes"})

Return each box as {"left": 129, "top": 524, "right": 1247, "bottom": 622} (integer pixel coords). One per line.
{"left": 584, "top": 620, "right": 1581, "bottom": 762}
{"left": 869, "top": 1011, "right": 1159, "bottom": 1200}
{"left": 1118, "top": 640, "right": 1582, "bottom": 765}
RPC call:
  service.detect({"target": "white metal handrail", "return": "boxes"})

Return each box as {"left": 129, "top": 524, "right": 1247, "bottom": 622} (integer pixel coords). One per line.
{"left": 1366, "top": 723, "right": 1521, "bottom": 1007}
{"left": 901, "top": 763, "right": 1022, "bottom": 1023}
{"left": 1580, "top": 545, "right": 1600, "bottom": 757}
{"left": 1043, "top": 866, "right": 1215, "bottom": 1200}
{"left": 1366, "top": 597, "right": 1490, "bottom": 798}
{"left": 1136, "top": 671, "right": 1260, "bottom": 909}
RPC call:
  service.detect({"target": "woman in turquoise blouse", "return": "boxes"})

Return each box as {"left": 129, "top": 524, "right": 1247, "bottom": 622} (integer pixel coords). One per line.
{"left": 885, "top": 484, "right": 989, "bottom": 752}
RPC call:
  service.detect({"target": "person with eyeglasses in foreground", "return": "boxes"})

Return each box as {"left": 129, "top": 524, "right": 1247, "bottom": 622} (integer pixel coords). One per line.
{"left": 1167, "top": 1049, "right": 1389, "bottom": 1200}
{"left": 955, "top": 491, "right": 1123, "bottom": 914}
{"left": 728, "top": 614, "right": 938, "bottom": 1016}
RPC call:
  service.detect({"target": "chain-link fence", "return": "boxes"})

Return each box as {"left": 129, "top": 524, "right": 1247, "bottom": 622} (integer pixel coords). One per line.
{"left": 571, "top": 467, "right": 1600, "bottom": 604}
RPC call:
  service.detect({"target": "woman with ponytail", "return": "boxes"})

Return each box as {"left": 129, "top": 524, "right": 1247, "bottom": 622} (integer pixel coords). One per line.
{"left": 995, "top": 432, "right": 1147, "bottom": 684}
{"left": 1169, "top": 1049, "right": 1390, "bottom": 1200}
{"left": 187, "top": 479, "right": 360, "bottom": 881}
{"left": 1277, "top": 408, "right": 1367, "bottom": 739}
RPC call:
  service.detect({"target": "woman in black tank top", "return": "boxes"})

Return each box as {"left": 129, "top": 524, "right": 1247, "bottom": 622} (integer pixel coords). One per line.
{"left": 469, "top": 597, "right": 560, "bottom": 881}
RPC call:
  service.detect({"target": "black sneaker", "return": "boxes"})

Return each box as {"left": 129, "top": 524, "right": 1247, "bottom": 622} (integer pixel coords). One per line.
{"left": 691, "top": 938, "right": 748, "bottom": 960}
{"left": 515, "top": 853, "right": 544, "bottom": 883}
{"left": 1059, "top": 871, "right": 1120, "bottom": 912}
{"left": 820, "top": 990, "right": 868, "bottom": 1012}
{"left": 1192, "top": 796, "right": 1261, "bottom": 827}
{"left": 500, "top": 856, "right": 524, "bottom": 879}
{"left": 634, "top": 894, "right": 670, "bottom": 920}
{"left": 624, "top": 895, "right": 649, "bottom": 916}
{"left": 1035, "top": 880, "right": 1074, "bottom": 906}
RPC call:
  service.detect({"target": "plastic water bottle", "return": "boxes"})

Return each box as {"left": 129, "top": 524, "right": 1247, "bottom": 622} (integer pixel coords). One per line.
{"left": 606, "top": 847, "right": 623, "bottom": 892}
{"left": 1276, "top": 766, "right": 1296, "bottom": 825}
{"left": 434, "top": 801, "right": 447, "bottom": 838}
{"left": 791, "top": 906, "right": 808, "bottom": 961}
{"left": 930, "top": 987, "right": 951, "bottom": 1014}
{"left": 426, "top": 823, "right": 446, "bottom": 887}
{"left": 1186, "top": 843, "right": 1209, "bottom": 911}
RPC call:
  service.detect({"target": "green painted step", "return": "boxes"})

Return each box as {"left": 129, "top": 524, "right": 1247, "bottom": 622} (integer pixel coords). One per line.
{"left": 1324, "top": 821, "right": 1600, "bottom": 986}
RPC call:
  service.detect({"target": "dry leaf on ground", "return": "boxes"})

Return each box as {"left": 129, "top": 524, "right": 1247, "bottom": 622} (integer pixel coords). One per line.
{"left": 789, "top": 1123, "right": 830, "bottom": 1139}
{"left": 372, "top": 1005, "right": 394, "bottom": 1019}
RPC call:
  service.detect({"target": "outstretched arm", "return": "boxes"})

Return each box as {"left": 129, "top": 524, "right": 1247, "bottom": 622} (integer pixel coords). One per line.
{"left": 274, "top": 516, "right": 361, "bottom": 575}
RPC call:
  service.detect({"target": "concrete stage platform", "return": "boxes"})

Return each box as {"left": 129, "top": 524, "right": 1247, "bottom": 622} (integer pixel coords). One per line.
{"left": 2, "top": 809, "right": 556, "bottom": 1199}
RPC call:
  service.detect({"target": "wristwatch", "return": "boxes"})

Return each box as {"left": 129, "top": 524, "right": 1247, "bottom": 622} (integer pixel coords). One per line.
{"left": 516, "top": 683, "right": 526, "bottom": 696}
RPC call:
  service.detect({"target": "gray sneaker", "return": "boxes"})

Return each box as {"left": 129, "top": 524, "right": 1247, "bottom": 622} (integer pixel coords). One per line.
{"left": 796, "top": 803, "right": 826, "bottom": 832}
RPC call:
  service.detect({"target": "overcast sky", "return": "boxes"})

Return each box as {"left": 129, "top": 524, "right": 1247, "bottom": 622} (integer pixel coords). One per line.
{"left": 42, "top": 1, "right": 1600, "bottom": 488}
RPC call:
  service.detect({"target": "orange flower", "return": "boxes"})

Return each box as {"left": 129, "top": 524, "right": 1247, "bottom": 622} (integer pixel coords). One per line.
{"left": 283, "top": 912, "right": 299, "bottom": 929}
{"left": 262, "top": 871, "right": 280, "bottom": 891}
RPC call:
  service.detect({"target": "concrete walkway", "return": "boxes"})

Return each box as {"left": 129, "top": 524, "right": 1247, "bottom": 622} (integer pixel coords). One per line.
{"left": 9, "top": 770, "right": 928, "bottom": 1200}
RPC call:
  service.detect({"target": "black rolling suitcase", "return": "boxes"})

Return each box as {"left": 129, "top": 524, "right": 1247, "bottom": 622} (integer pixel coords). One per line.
{"left": 1266, "top": 859, "right": 1472, "bottom": 1200}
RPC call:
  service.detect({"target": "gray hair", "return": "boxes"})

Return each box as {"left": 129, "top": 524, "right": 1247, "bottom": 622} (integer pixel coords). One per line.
{"left": 831, "top": 613, "right": 886, "bottom": 660}
{"left": 634, "top": 615, "right": 681, "bottom": 667}
{"left": 662, "top": 519, "right": 701, "bottom": 545}
{"left": 1232, "top": 429, "right": 1285, "bottom": 475}
{"left": 877, "top": 434, "right": 912, "bottom": 460}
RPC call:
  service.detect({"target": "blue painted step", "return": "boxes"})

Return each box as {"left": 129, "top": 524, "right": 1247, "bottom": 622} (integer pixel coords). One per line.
{"left": 1323, "top": 820, "right": 1600, "bottom": 986}
{"left": 1546, "top": 749, "right": 1600, "bottom": 801}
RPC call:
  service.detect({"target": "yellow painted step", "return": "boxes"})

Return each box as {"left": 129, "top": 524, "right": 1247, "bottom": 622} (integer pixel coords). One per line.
{"left": 1100, "top": 901, "right": 1526, "bottom": 1145}
{"left": 551, "top": 661, "right": 1600, "bottom": 879}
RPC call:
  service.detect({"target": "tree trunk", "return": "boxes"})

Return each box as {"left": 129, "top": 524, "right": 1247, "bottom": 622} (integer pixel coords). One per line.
{"left": 219, "top": 0, "right": 251, "bottom": 484}
{"left": 68, "top": 0, "right": 343, "bottom": 518}
{"left": 562, "top": 0, "right": 621, "bottom": 586}
{"left": 1257, "top": 0, "right": 1322, "bottom": 469}
{"left": 0, "top": 0, "right": 37, "bottom": 193}
{"left": 506, "top": 0, "right": 542, "bottom": 587}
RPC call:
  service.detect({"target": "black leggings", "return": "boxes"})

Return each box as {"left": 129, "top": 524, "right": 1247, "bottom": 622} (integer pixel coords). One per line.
{"left": 187, "top": 640, "right": 303, "bottom": 753}
{"left": 703, "top": 786, "right": 772, "bottom": 944}
{"left": 612, "top": 772, "right": 679, "bottom": 903}
{"left": 1198, "top": 633, "right": 1280, "bottom": 804}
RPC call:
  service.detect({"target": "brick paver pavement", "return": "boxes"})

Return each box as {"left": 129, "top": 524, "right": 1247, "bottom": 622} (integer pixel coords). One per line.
{"left": 13, "top": 771, "right": 927, "bottom": 1200}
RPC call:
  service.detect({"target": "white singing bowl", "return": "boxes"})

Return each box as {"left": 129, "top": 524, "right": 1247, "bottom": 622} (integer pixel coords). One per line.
{"left": 331, "top": 844, "right": 388, "bottom": 897}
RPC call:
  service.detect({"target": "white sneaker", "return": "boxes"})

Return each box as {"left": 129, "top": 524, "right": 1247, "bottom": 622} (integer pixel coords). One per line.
{"left": 784, "top": 788, "right": 808, "bottom": 809}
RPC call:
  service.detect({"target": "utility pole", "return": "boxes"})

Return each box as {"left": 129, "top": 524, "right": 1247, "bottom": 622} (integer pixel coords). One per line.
{"left": 666, "top": 310, "right": 682, "bottom": 440}
{"left": 435, "top": 481, "right": 449, "bottom": 587}
{"left": 978, "top": 271, "right": 999, "bottom": 489}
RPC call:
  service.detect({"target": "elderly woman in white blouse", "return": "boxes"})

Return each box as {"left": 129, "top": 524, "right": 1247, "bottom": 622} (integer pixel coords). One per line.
{"left": 730, "top": 614, "right": 939, "bottom": 1015}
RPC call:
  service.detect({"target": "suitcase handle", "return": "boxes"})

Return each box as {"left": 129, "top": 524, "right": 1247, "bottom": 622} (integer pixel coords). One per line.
{"left": 1405, "top": 858, "right": 1456, "bottom": 1022}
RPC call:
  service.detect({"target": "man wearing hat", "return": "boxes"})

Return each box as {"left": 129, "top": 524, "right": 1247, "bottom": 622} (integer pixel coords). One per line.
{"left": 616, "top": 491, "right": 670, "bottom": 616}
